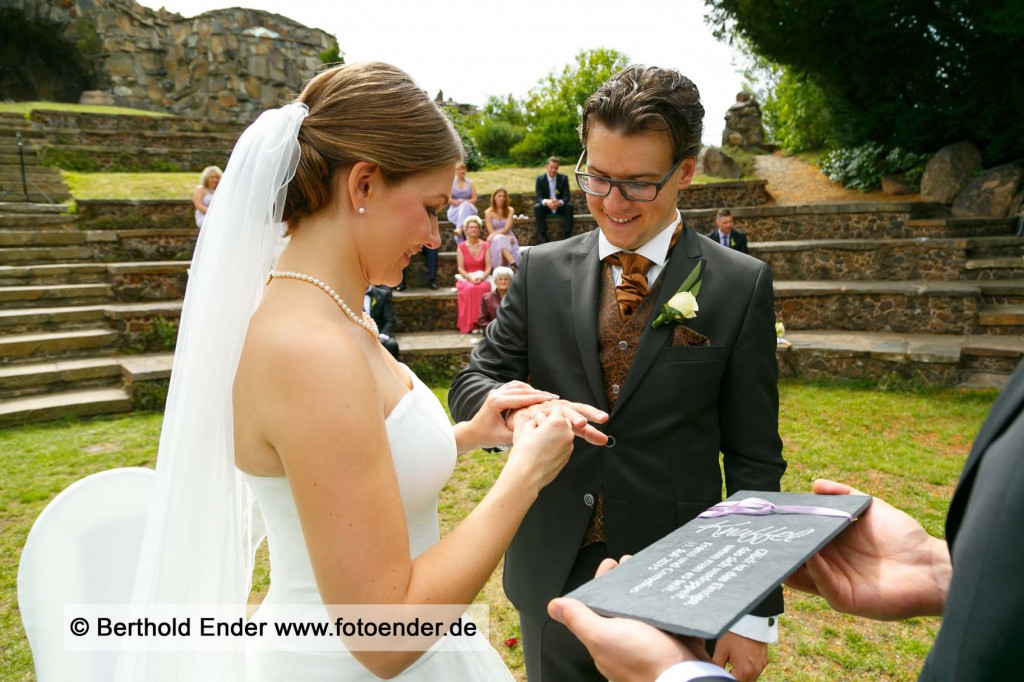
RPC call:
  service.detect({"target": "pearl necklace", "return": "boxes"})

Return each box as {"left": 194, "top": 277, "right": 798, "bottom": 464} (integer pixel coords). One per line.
{"left": 266, "top": 270, "right": 379, "bottom": 337}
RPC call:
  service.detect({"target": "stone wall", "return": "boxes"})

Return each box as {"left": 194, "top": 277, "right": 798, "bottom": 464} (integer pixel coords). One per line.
{"left": 12, "top": 0, "right": 335, "bottom": 123}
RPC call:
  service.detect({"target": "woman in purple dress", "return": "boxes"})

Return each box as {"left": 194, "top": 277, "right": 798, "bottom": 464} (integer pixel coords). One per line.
{"left": 484, "top": 186, "right": 520, "bottom": 269}
{"left": 447, "top": 162, "right": 477, "bottom": 244}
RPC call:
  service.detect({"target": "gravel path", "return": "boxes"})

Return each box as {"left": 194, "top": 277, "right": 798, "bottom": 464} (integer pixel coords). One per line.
{"left": 753, "top": 153, "right": 926, "bottom": 205}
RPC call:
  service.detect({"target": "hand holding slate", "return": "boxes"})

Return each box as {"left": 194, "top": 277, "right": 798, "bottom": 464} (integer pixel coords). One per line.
{"left": 550, "top": 557, "right": 711, "bottom": 682}
{"left": 566, "top": 491, "right": 872, "bottom": 640}
{"left": 785, "top": 479, "right": 952, "bottom": 621}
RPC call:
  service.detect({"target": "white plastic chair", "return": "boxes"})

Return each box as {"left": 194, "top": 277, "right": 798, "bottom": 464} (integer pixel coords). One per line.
{"left": 18, "top": 467, "right": 155, "bottom": 682}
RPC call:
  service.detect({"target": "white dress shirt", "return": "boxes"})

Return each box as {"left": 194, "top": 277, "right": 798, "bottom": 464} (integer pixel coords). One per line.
{"left": 655, "top": 661, "right": 734, "bottom": 681}
{"left": 596, "top": 210, "right": 779, "bottom": 645}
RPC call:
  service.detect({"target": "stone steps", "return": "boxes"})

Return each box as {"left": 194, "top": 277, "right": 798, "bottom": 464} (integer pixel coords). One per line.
{"left": 0, "top": 230, "right": 87, "bottom": 246}
{"left": 774, "top": 279, "right": 1024, "bottom": 335}
{"left": 752, "top": 236, "right": 1022, "bottom": 281}
{"left": 777, "top": 330, "right": 1024, "bottom": 389}
{"left": 0, "top": 154, "right": 42, "bottom": 166}
{"left": 0, "top": 262, "right": 111, "bottom": 285}
{"left": 0, "top": 357, "right": 123, "bottom": 398}
{"left": 0, "top": 245, "right": 96, "bottom": 264}
{"left": 0, "top": 214, "right": 78, "bottom": 230}
{"left": 0, "top": 282, "right": 113, "bottom": 309}
{"left": 0, "top": 202, "right": 67, "bottom": 214}
{"left": 965, "top": 256, "right": 1024, "bottom": 279}
{"left": 0, "top": 303, "right": 107, "bottom": 332}
{"left": 0, "top": 387, "right": 132, "bottom": 428}
{"left": 979, "top": 305, "right": 1024, "bottom": 328}
{"left": 0, "top": 328, "right": 119, "bottom": 365}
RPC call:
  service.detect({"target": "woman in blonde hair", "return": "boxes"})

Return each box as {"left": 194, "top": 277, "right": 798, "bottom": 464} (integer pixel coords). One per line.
{"left": 101, "top": 62, "right": 575, "bottom": 682}
{"left": 484, "top": 186, "right": 520, "bottom": 269}
{"left": 192, "top": 165, "right": 222, "bottom": 228}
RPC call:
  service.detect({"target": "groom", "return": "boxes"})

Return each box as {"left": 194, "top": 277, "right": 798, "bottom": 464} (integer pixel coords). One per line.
{"left": 449, "top": 65, "right": 786, "bottom": 682}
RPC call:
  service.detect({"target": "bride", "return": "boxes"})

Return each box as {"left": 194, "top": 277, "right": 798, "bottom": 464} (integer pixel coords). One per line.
{"left": 115, "top": 62, "right": 574, "bottom": 681}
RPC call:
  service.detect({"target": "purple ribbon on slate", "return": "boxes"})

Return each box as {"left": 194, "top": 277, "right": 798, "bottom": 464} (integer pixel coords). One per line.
{"left": 698, "top": 497, "right": 853, "bottom": 520}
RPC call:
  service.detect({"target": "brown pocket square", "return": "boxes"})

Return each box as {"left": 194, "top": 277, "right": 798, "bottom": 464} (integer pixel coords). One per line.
{"left": 672, "top": 324, "right": 711, "bottom": 347}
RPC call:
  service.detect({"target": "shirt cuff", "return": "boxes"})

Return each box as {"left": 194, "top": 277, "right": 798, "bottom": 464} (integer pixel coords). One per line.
{"left": 655, "top": 661, "right": 735, "bottom": 682}
{"left": 728, "top": 614, "right": 778, "bottom": 643}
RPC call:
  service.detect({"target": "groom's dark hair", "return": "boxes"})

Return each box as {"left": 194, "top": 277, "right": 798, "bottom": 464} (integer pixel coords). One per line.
{"left": 579, "top": 65, "right": 704, "bottom": 161}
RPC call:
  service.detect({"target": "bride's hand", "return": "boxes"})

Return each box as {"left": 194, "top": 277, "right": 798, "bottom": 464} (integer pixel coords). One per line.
{"left": 508, "top": 406, "right": 575, "bottom": 489}
{"left": 461, "top": 380, "right": 558, "bottom": 450}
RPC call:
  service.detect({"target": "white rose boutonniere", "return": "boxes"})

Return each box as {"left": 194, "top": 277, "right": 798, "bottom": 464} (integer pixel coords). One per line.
{"left": 652, "top": 262, "right": 704, "bottom": 330}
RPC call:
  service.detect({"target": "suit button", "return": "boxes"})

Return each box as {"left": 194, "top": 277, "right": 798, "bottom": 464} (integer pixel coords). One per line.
{"left": 583, "top": 493, "right": 595, "bottom": 507}
{"left": 617, "top": 340, "right": 628, "bottom": 350}
{"left": 605, "top": 436, "right": 616, "bottom": 448}
{"left": 611, "top": 384, "right": 620, "bottom": 395}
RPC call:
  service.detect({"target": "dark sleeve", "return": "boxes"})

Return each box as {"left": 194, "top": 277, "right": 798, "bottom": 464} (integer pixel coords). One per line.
{"left": 378, "top": 289, "right": 395, "bottom": 337}
{"left": 720, "top": 262, "right": 787, "bottom": 616}
{"left": 918, "top": 403, "right": 1024, "bottom": 681}
{"left": 535, "top": 176, "right": 545, "bottom": 204}
{"left": 737, "top": 233, "right": 750, "bottom": 255}
{"left": 449, "top": 249, "right": 533, "bottom": 422}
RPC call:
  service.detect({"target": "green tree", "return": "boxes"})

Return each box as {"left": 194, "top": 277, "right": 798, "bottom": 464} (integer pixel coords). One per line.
{"left": 706, "top": 0, "right": 1024, "bottom": 162}
{"left": 442, "top": 106, "right": 484, "bottom": 171}
{"left": 509, "top": 48, "right": 630, "bottom": 164}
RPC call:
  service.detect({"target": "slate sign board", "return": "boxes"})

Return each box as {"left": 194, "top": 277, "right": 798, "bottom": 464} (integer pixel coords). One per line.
{"left": 566, "top": 491, "right": 872, "bottom": 639}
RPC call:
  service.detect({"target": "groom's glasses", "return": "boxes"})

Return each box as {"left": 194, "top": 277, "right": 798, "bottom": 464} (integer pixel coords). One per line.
{"left": 574, "top": 150, "right": 683, "bottom": 202}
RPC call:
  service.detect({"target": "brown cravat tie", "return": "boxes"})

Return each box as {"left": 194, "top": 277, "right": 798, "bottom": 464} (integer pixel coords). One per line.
{"left": 604, "top": 251, "right": 653, "bottom": 320}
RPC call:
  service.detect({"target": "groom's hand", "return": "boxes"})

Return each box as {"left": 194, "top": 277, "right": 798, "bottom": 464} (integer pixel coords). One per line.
{"left": 509, "top": 399, "right": 608, "bottom": 446}
{"left": 465, "top": 381, "right": 559, "bottom": 449}
{"left": 713, "top": 632, "right": 768, "bottom": 682}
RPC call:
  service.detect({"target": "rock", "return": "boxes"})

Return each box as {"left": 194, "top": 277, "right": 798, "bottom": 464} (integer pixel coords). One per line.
{"left": 951, "top": 163, "right": 1024, "bottom": 218}
{"left": 699, "top": 147, "right": 742, "bottom": 179}
{"left": 721, "top": 92, "right": 765, "bottom": 151}
{"left": 921, "top": 141, "right": 983, "bottom": 203}
{"left": 882, "top": 174, "right": 915, "bottom": 196}
{"left": 79, "top": 90, "right": 114, "bottom": 106}
{"left": 1009, "top": 188, "right": 1024, "bottom": 218}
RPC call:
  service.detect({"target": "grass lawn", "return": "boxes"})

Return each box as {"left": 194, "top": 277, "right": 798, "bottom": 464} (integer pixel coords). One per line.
{"left": 0, "top": 101, "right": 170, "bottom": 118}
{"left": 1, "top": 380, "right": 997, "bottom": 681}
{"left": 62, "top": 166, "right": 746, "bottom": 202}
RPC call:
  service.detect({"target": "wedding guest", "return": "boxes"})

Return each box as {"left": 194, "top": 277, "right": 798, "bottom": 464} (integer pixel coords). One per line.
{"left": 705, "top": 209, "right": 748, "bottom": 254}
{"left": 533, "top": 155, "right": 574, "bottom": 242}
{"left": 477, "top": 265, "right": 514, "bottom": 331}
{"left": 451, "top": 65, "right": 784, "bottom": 682}
{"left": 486, "top": 186, "right": 521, "bottom": 269}
{"left": 448, "top": 161, "right": 478, "bottom": 244}
{"left": 192, "top": 165, "right": 222, "bottom": 228}
{"left": 549, "top": 359, "right": 1024, "bottom": 681}
{"left": 75, "top": 62, "right": 575, "bottom": 682}
{"left": 455, "top": 215, "right": 492, "bottom": 333}
{"left": 364, "top": 284, "right": 398, "bottom": 358}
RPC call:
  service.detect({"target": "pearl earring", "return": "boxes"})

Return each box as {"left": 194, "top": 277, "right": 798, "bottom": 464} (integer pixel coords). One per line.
{"left": 358, "top": 207, "right": 365, "bottom": 214}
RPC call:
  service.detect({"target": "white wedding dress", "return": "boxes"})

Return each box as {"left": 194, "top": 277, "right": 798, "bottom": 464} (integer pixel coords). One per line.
{"left": 243, "top": 367, "right": 514, "bottom": 681}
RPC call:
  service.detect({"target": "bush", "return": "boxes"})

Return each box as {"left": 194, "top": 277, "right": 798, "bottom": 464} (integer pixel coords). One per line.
{"left": 763, "top": 70, "right": 836, "bottom": 152}
{"left": 819, "top": 144, "right": 930, "bottom": 192}
{"left": 442, "top": 106, "right": 483, "bottom": 170}
{"left": 473, "top": 120, "right": 527, "bottom": 160}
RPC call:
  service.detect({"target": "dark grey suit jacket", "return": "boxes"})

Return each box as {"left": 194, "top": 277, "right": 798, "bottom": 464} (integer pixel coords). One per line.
{"left": 918, "top": 359, "right": 1024, "bottom": 679}
{"left": 449, "top": 225, "right": 786, "bottom": 621}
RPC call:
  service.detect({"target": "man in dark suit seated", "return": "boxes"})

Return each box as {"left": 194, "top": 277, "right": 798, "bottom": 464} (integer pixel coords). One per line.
{"left": 706, "top": 209, "right": 748, "bottom": 254}
{"left": 549, "top": 360, "right": 1024, "bottom": 681}
{"left": 364, "top": 284, "right": 399, "bottom": 359}
{"left": 533, "top": 155, "right": 575, "bottom": 243}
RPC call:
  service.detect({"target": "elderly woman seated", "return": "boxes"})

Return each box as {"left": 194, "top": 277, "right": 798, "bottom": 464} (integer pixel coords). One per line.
{"left": 475, "top": 266, "right": 514, "bottom": 332}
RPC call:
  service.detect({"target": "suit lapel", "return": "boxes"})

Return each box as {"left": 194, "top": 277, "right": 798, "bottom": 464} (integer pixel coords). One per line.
{"left": 571, "top": 231, "right": 608, "bottom": 412}
{"left": 612, "top": 225, "right": 705, "bottom": 416}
